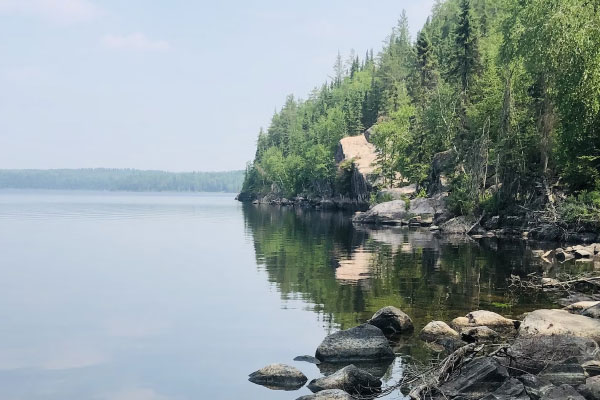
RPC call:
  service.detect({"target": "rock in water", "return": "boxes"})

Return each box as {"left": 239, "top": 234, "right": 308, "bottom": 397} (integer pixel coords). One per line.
{"left": 519, "top": 309, "right": 600, "bottom": 342}
{"left": 307, "top": 365, "right": 382, "bottom": 395}
{"left": 248, "top": 363, "right": 308, "bottom": 389}
{"left": 541, "top": 384, "right": 586, "bottom": 400}
{"left": 294, "top": 355, "right": 321, "bottom": 364}
{"left": 420, "top": 321, "right": 460, "bottom": 342}
{"left": 583, "top": 303, "right": 600, "bottom": 319}
{"left": 461, "top": 326, "right": 501, "bottom": 343}
{"left": 296, "top": 389, "right": 352, "bottom": 400}
{"left": 502, "top": 335, "right": 600, "bottom": 374}
{"left": 367, "top": 306, "right": 413, "bottom": 335}
{"left": 466, "top": 310, "right": 519, "bottom": 332}
{"left": 315, "top": 324, "right": 395, "bottom": 363}
{"left": 439, "top": 357, "right": 509, "bottom": 399}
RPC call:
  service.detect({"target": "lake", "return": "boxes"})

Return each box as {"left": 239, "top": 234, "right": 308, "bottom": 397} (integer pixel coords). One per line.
{"left": 0, "top": 190, "right": 565, "bottom": 399}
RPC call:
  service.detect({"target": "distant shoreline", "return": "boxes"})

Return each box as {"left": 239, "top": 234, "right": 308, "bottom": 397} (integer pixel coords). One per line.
{"left": 0, "top": 168, "right": 244, "bottom": 193}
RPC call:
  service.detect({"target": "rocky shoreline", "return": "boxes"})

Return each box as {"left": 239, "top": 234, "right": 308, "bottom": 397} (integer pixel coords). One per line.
{"left": 248, "top": 302, "right": 600, "bottom": 400}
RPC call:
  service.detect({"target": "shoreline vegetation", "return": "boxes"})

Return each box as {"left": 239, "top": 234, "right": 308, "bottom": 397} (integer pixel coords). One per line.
{"left": 237, "top": 0, "right": 600, "bottom": 244}
{"left": 0, "top": 168, "right": 244, "bottom": 193}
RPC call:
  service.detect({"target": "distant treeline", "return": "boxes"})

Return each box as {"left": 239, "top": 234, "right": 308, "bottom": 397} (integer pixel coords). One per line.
{"left": 0, "top": 169, "right": 244, "bottom": 192}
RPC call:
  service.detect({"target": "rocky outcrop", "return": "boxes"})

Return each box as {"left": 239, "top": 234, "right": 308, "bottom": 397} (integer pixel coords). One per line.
{"left": 353, "top": 194, "right": 448, "bottom": 226}
{"left": 438, "top": 357, "right": 509, "bottom": 399}
{"left": 519, "top": 309, "right": 600, "bottom": 342}
{"left": 367, "top": 306, "right": 414, "bottom": 335}
{"left": 248, "top": 363, "right": 308, "bottom": 389}
{"left": 296, "top": 389, "right": 353, "bottom": 400}
{"left": 315, "top": 324, "right": 395, "bottom": 363}
{"left": 307, "top": 365, "right": 382, "bottom": 395}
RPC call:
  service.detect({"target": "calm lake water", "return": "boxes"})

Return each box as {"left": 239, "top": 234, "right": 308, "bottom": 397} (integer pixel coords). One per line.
{"left": 0, "top": 190, "right": 573, "bottom": 400}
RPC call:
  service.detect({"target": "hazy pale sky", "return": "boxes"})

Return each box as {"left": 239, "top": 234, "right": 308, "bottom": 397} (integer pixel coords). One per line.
{"left": 0, "top": 0, "right": 436, "bottom": 172}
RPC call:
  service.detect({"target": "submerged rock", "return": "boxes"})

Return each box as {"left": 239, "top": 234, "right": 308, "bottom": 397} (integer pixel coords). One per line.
{"left": 439, "top": 357, "right": 509, "bottom": 399}
{"left": 315, "top": 324, "right": 395, "bottom": 363}
{"left": 296, "top": 389, "right": 353, "bottom": 400}
{"left": 248, "top": 363, "right": 308, "bottom": 389}
{"left": 307, "top": 365, "right": 382, "bottom": 395}
{"left": 519, "top": 309, "right": 600, "bottom": 342}
{"left": 367, "top": 306, "right": 414, "bottom": 335}
{"left": 420, "top": 321, "right": 460, "bottom": 342}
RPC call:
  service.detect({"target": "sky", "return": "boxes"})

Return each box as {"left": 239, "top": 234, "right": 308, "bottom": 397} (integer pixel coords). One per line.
{"left": 0, "top": 0, "right": 436, "bottom": 172}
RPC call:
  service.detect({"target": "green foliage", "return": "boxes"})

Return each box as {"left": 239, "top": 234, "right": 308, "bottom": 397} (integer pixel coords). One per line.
{"left": 559, "top": 191, "right": 600, "bottom": 225}
{"left": 243, "top": 0, "right": 600, "bottom": 224}
{"left": 0, "top": 169, "right": 244, "bottom": 192}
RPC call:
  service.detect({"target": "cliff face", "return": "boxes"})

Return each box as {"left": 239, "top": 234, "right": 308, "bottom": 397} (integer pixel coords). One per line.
{"left": 335, "top": 131, "right": 378, "bottom": 202}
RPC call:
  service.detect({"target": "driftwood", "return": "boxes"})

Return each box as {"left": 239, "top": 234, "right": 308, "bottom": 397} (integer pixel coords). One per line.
{"left": 509, "top": 273, "right": 600, "bottom": 291}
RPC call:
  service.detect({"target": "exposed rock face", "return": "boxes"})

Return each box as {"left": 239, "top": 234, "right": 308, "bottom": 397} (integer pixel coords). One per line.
{"left": 335, "top": 133, "right": 377, "bottom": 176}
{"left": 420, "top": 321, "right": 460, "bottom": 342}
{"left": 306, "top": 365, "right": 382, "bottom": 395}
{"left": 248, "top": 363, "right": 308, "bottom": 389}
{"left": 315, "top": 324, "right": 395, "bottom": 363}
{"left": 438, "top": 357, "right": 509, "bottom": 399}
{"left": 502, "top": 335, "right": 600, "bottom": 374}
{"left": 367, "top": 306, "right": 414, "bottom": 335}
{"left": 296, "top": 389, "right": 353, "bottom": 400}
{"left": 519, "top": 309, "right": 600, "bottom": 342}
{"left": 352, "top": 195, "right": 448, "bottom": 225}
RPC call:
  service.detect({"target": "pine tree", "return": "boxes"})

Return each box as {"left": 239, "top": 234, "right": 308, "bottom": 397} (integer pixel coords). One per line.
{"left": 452, "top": 0, "right": 482, "bottom": 96}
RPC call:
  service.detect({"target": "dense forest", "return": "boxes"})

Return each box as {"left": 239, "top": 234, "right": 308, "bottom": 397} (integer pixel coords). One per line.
{"left": 0, "top": 169, "right": 244, "bottom": 193}
{"left": 241, "top": 0, "right": 600, "bottom": 227}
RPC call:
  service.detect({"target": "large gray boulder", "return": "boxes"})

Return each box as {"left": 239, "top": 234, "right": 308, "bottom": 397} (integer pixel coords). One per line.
{"left": 440, "top": 216, "right": 474, "bottom": 234}
{"left": 248, "top": 363, "right": 308, "bottom": 389}
{"left": 584, "top": 303, "right": 600, "bottom": 319}
{"left": 315, "top": 324, "right": 395, "bottom": 363}
{"left": 502, "top": 335, "right": 600, "bottom": 374}
{"left": 352, "top": 195, "right": 447, "bottom": 225}
{"left": 519, "top": 309, "right": 600, "bottom": 342}
{"left": 438, "top": 357, "right": 509, "bottom": 399}
{"left": 307, "top": 365, "right": 381, "bottom": 395}
{"left": 296, "top": 389, "right": 352, "bottom": 400}
{"left": 367, "top": 306, "right": 413, "bottom": 335}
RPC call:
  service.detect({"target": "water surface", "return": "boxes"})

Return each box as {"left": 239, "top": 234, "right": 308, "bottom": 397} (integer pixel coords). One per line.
{"left": 0, "top": 190, "right": 566, "bottom": 399}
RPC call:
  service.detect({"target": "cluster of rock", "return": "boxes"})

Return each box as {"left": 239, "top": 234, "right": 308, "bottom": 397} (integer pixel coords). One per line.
{"left": 249, "top": 303, "right": 600, "bottom": 399}
{"left": 544, "top": 244, "right": 600, "bottom": 263}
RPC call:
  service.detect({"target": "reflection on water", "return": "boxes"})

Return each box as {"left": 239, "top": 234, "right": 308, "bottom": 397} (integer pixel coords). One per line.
{"left": 0, "top": 191, "right": 565, "bottom": 400}
{"left": 243, "top": 204, "right": 556, "bottom": 360}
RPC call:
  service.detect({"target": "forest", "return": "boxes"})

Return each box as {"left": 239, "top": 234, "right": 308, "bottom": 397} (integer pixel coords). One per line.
{"left": 0, "top": 169, "right": 244, "bottom": 193}
{"left": 241, "top": 0, "right": 600, "bottom": 227}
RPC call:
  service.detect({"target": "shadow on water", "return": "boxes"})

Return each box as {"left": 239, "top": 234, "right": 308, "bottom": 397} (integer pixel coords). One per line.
{"left": 242, "top": 203, "right": 558, "bottom": 365}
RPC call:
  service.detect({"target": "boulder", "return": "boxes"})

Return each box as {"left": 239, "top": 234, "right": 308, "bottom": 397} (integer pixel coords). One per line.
{"left": 440, "top": 216, "right": 473, "bottom": 234}
{"left": 581, "top": 376, "right": 600, "bottom": 400}
{"left": 317, "top": 359, "right": 392, "bottom": 379}
{"left": 539, "top": 363, "right": 586, "bottom": 386}
{"left": 306, "top": 365, "right": 382, "bottom": 395}
{"left": 315, "top": 324, "right": 395, "bottom": 363}
{"left": 296, "top": 389, "right": 353, "bottom": 400}
{"left": 481, "top": 378, "right": 530, "bottom": 400}
{"left": 519, "top": 374, "right": 554, "bottom": 400}
{"left": 583, "top": 360, "right": 600, "bottom": 377}
{"left": 367, "top": 306, "right": 413, "bottom": 335}
{"left": 541, "top": 384, "right": 586, "bottom": 400}
{"left": 519, "top": 309, "right": 600, "bottom": 342}
{"left": 461, "top": 326, "right": 501, "bottom": 343}
{"left": 583, "top": 303, "right": 600, "bottom": 319}
{"left": 502, "top": 335, "right": 600, "bottom": 374}
{"left": 451, "top": 316, "right": 472, "bottom": 331}
{"left": 565, "top": 301, "right": 600, "bottom": 314}
{"left": 420, "top": 321, "right": 460, "bottom": 342}
{"left": 438, "top": 357, "right": 509, "bottom": 399}
{"left": 352, "top": 196, "right": 447, "bottom": 225}
{"left": 248, "top": 363, "right": 308, "bottom": 389}
{"left": 451, "top": 311, "right": 518, "bottom": 334}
